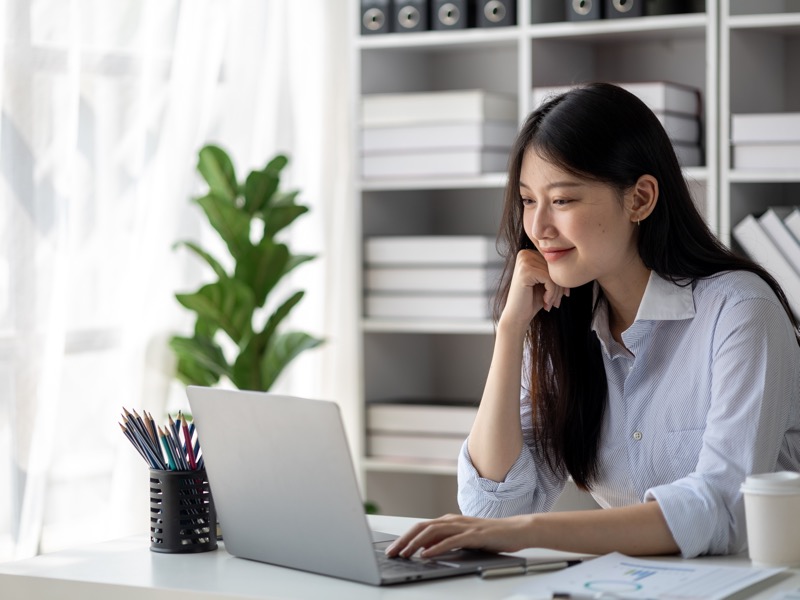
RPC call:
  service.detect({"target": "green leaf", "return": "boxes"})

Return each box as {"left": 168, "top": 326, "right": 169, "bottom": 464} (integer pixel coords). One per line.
{"left": 169, "top": 335, "right": 228, "bottom": 387}
{"left": 195, "top": 193, "right": 252, "bottom": 261}
{"left": 244, "top": 169, "right": 280, "bottom": 216}
{"left": 283, "top": 253, "right": 315, "bottom": 277}
{"left": 229, "top": 337, "right": 265, "bottom": 391}
{"left": 264, "top": 154, "right": 289, "bottom": 175}
{"left": 194, "top": 316, "right": 218, "bottom": 338}
{"left": 174, "top": 240, "right": 228, "bottom": 279}
{"left": 198, "top": 145, "right": 237, "bottom": 202}
{"left": 175, "top": 280, "right": 255, "bottom": 345}
{"left": 270, "top": 190, "right": 300, "bottom": 207}
{"left": 234, "top": 240, "right": 290, "bottom": 307}
{"left": 263, "top": 205, "right": 309, "bottom": 238}
{"left": 260, "top": 331, "right": 323, "bottom": 391}
{"left": 229, "top": 291, "right": 305, "bottom": 391}
{"left": 262, "top": 291, "right": 305, "bottom": 344}
{"left": 169, "top": 335, "right": 230, "bottom": 379}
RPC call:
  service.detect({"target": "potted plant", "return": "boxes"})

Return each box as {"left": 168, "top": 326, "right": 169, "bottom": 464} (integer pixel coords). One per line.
{"left": 169, "top": 144, "right": 322, "bottom": 391}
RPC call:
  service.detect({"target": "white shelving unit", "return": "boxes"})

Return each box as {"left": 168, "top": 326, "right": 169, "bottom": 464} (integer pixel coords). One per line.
{"left": 720, "top": 0, "right": 800, "bottom": 247}
{"left": 350, "top": 0, "right": 717, "bottom": 518}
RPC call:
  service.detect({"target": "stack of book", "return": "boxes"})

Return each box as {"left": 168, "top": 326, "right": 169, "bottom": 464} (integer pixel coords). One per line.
{"left": 531, "top": 81, "right": 703, "bottom": 167}
{"left": 366, "top": 398, "right": 478, "bottom": 464}
{"left": 731, "top": 113, "right": 800, "bottom": 170}
{"left": 732, "top": 206, "right": 800, "bottom": 319}
{"left": 360, "top": 89, "right": 517, "bottom": 179}
{"left": 364, "top": 235, "right": 502, "bottom": 319}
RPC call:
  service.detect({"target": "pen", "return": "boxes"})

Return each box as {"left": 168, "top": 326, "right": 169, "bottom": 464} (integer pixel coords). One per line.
{"left": 480, "top": 560, "right": 580, "bottom": 579}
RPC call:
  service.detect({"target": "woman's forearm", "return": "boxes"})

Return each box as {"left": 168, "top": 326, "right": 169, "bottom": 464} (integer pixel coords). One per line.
{"left": 467, "top": 320, "right": 529, "bottom": 481}
{"left": 526, "top": 501, "right": 680, "bottom": 557}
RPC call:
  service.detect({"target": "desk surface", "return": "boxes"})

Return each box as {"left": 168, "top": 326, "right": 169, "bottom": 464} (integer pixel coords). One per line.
{"left": 1, "top": 515, "right": 799, "bottom": 600}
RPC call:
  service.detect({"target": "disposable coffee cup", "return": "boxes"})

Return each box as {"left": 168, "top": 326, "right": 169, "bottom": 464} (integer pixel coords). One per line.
{"left": 741, "top": 471, "right": 800, "bottom": 568}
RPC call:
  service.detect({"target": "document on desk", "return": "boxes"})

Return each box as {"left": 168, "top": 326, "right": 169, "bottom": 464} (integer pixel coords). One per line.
{"left": 507, "top": 552, "right": 783, "bottom": 600}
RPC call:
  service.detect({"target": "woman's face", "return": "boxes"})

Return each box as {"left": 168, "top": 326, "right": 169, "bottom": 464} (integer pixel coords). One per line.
{"left": 519, "top": 149, "right": 641, "bottom": 290}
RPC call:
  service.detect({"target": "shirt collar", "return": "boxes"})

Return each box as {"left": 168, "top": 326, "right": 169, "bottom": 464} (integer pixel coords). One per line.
{"left": 634, "top": 271, "right": 695, "bottom": 321}
{"left": 591, "top": 271, "right": 695, "bottom": 354}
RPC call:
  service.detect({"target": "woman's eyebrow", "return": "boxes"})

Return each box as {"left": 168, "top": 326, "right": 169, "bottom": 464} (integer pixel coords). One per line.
{"left": 520, "top": 180, "right": 584, "bottom": 190}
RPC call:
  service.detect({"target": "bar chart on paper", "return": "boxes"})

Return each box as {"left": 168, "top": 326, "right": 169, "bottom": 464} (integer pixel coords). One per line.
{"left": 508, "top": 552, "right": 783, "bottom": 600}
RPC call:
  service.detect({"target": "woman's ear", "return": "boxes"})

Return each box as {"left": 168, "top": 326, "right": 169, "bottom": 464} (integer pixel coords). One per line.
{"left": 627, "top": 174, "right": 658, "bottom": 225}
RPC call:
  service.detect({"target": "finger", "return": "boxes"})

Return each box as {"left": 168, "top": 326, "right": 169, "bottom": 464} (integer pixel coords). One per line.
{"left": 396, "top": 522, "right": 463, "bottom": 558}
{"left": 384, "top": 522, "right": 429, "bottom": 556}
{"left": 419, "top": 531, "right": 476, "bottom": 558}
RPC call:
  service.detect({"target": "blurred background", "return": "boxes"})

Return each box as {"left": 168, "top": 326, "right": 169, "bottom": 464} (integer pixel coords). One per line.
{"left": 0, "top": 0, "right": 354, "bottom": 560}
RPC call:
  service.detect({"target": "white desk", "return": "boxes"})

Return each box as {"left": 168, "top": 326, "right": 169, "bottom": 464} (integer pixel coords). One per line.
{"left": 1, "top": 515, "right": 798, "bottom": 600}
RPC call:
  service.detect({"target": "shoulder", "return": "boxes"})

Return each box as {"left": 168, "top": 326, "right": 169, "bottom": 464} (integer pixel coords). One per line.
{"left": 692, "top": 270, "right": 782, "bottom": 309}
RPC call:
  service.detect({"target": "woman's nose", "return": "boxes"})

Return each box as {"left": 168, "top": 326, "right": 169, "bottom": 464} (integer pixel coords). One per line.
{"left": 530, "top": 206, "right": 554, "bottom": 240}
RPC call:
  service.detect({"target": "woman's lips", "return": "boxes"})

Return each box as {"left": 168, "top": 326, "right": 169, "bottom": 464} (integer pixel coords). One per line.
{"left": 540, "top": 247, "right": 575, "bottom": 262}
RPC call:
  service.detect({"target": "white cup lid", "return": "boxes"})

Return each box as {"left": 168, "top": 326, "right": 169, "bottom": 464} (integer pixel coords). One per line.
{"left": 741, "top": 471, "right": 800, "bottom": 495}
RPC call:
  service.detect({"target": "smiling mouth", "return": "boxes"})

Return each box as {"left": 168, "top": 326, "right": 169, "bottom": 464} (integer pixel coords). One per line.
{"left": 539, "top": 248, "right": 574, "bottom": 262}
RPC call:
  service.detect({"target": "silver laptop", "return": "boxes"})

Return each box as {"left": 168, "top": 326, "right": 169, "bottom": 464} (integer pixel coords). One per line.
{"left": 186, "top": 385, "right": 527, "bottom": 585}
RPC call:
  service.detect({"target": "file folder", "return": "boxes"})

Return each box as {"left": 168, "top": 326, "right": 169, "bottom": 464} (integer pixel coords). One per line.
{"left": 361, "top": 0, "right": 391, "bottom": 34}
{"left": 476, "top": 0, "right": 515, "bottom": 27}
{"left": 566, "top": 0, "right": 602, "bottom": 21}
{"left": 393, "top": 0, "right": 428, "bottom": 32}
{"left": 432, "top": 0, "right": 472, "bottom": 29}
{"left": 605, "top": 0, "right": 643, "bottom": 18}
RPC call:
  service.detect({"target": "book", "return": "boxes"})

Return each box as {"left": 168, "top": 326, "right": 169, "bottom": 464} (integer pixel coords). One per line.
{"left": 655, "top": 112, "right": 701, "bottom": 144}
{"left": 367, "top": 398, "right": 478, "bottom": 436}
{"left": 364, "top": 266, "right": 502, "bottom": 293}
{"left": 731, "top": 113, "right": 800, "bottom": 144}
{"left": 783, "top": 208, "right": 800, "bottom": 243}
{"left": 758, "top": 207, "right": 800, "bottom": 274}
{"left": 365, "top": 293, "right": 492, "bottom": 319}
{"left": 532, "top": 81, "right": 701, "bottom": 116}
{"left": 361, "top": 90, "right": 517, "bottom": 127}
{"left": 361, "top": 121, "right": 517, "bottom": 153}
{"left": 364, "top": 236, "right": 499, "bottom": 266}
{"left": 367, "top": 432, "right": 464, "bottom": 463}
{"left": 732, "top": 143, "right": 800, "bottom": 170}
{"left": 732, "top": 214, "right": 800, "bottom": 318}
{"left": 361, "top": 149, "right": 509, "bottom": 178}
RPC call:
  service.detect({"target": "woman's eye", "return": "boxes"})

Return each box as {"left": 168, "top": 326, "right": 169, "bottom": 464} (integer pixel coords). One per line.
{"left": 521, "top": 197, "right": 534, "bottom": 206}
{"left": 553, "top": 198, "right": 572, "bottom": 206}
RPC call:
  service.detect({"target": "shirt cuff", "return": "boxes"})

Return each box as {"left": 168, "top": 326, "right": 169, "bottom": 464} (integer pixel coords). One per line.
{"left": 457, "top": 438, "right": 537, "bottom": 500}
{"left": 645, "top": 479, "right": 733, "bottom": 558}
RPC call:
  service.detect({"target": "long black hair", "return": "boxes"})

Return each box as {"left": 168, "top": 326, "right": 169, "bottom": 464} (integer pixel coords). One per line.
{"left": 495, "top": 82, "right": 799, "bottom": 490}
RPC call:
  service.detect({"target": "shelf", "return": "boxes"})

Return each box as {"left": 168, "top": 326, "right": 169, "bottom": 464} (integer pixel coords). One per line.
{"left": 728, "top": 170, "right": 800, "bottom": 183}
{"left": 728, "top": 13, "right": 800, "bottom": 33}
{"left": 363, "top": 457, "right": 458, "bottom": 476}
{"left": 356, "top": 27, "right": 519, "bottom": 52}
{"left": 683, "top": 167, "right": 709, "bottom": 182}
{"left": 359, "top": 173, "right": 507, "bottom": 192}
{"left": 528, "top": 13, "right": 707, "bottom": 42}
{"left": 362, "top": 318, "right": 495, "bottom": 334}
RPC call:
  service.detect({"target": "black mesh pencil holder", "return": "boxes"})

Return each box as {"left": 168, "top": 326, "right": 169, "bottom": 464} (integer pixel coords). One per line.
{"left": 149, "top": 469, "right": 217, "bottom": 553}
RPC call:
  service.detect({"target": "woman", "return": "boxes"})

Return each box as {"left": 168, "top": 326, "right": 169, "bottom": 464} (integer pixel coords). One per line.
{"left": 386, "top": 83, "right": 800, "bottom": 560}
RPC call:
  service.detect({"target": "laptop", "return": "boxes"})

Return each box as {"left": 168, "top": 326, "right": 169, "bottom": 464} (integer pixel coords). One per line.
{"left": 185, "top": 385, "right": 528, "bottom": 585}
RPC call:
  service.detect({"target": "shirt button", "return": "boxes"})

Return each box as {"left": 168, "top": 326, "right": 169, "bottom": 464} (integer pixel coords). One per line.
{"left": 632, "top": 431, "right": 643, "bottom": 441}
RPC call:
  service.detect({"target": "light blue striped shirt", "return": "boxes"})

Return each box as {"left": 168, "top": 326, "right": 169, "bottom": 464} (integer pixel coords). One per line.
{"left": 458, "top": 270, "right": 800, "bottom": 557}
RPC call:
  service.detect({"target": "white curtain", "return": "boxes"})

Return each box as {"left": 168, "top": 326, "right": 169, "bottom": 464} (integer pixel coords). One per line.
{"left": 0, "top": 0, "right": 354, "bottom": 560}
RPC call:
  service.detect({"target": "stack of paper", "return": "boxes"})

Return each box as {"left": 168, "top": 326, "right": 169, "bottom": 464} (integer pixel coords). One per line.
{"left": 360, "top": 90, "right": 517, "bottom": 179}
{"left": 732, "top": 206, "right": 800, "bottom": 319}
{"left": 731, "top": 113, "right": 800, "bottom": 170}
{"left": 531, "top": 81, "right": 703, "bottom": 167}
{"left": 364, "top": 235, "right": 501, "bottom": 319}
{"left": 366, "top": 398, "right": 477, "bottom": 463}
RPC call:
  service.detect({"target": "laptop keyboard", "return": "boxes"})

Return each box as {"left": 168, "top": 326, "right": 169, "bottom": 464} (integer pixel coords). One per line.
{"left": 375, "top": 549, "right": 456, "bottom": 576}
